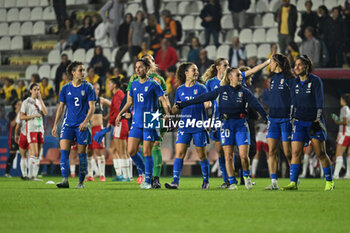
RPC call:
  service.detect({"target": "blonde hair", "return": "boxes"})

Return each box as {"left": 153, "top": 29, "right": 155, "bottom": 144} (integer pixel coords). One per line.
{"left": 201, "top": 58, "right": 226, "bottom": 83}
{"left": 141, "top": 54, "right": 157, "bottom": 74}
{"left": 220, "top": 67, "right": 237, "bottom": 86}
{"left": 239, "top": 66, "right": 252, "bottom": 78}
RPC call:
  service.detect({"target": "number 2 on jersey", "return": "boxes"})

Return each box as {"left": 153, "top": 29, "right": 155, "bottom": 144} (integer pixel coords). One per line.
{"left": 74, "top": 97, "right": 80, "bottom": 106}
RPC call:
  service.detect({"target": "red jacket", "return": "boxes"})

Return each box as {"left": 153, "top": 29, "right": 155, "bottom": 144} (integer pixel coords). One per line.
{"left": 109, "top": 89, "right": 125, "bottom": 126}
{"left": 155, "top": 46, "right": 178, "bottom": 71}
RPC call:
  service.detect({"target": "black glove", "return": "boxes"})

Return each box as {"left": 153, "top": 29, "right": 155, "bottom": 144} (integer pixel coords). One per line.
{"left": 309, "top": 121, "right": 322, "bottom": 136}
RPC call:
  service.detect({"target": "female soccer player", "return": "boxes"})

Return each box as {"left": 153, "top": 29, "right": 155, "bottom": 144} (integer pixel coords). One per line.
{"left": 116, "top": 58, "right": 170, "bottom": 189}
{"left": 15, "top": 101, "right": 29, "bottom": 180}
{"left": 177, "top": 67, "right": 267, "bottom": 190}
{"left": 52, "top": 61, "right": 97, "bottom": 189}
{"left": 264, "top": 54, "right": 294, "bottom": 190}
{"left": 282, "top": 55, "right": 334, "bottom": 191}
{"left": 333, "top": 94, "right": 350, "bottom": 179}
{"left": 86, "top": 83, "right": 111, "bottom": 182}
{"left": 20, "top": 83, "right": 48, "bottom": 181}
{"left": 164, "top": 62, "right": 211, "bottom": 190}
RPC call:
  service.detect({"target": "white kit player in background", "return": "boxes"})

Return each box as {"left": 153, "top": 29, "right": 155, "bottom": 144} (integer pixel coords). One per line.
{"left": 20, "top": 83, "right": 48, "bottom": 181}
{"left": 251, "top": 122, "right": 269, "bottom": 178}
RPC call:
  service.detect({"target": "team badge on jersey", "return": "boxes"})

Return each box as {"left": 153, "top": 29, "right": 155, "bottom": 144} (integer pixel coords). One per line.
{"left": 81, "top": 90, "right": 85, "bottom": 96}
{"left": 280, "top": 79, "right": 284, "bottom": 84}
{"left": 194, "top": 89, "right": 198, "bottom": 95}
{"left": 308, "top": 83, "right": 312, "bottom": 88}
{"left": 145, "top": 86, "right": 148, "bottom": 92}
{"left": 238, "top": 92, "right": 243, "bottom": 97}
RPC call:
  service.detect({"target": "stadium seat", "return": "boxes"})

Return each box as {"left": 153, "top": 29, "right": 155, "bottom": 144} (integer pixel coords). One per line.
{"left": 252, "top": 28, "right": 266, "bottom": 43}
{"left": 48, "top": 50, "right": 60, "bottom": 64}
{"left": 257, "top": 44, "right": 270, "bottom": 59}
{"left": 9, "top": 22, "right": 21, "bottom": 36}
{"left": 25, "top": 65, "right": 38, "bottom": 79}
{"left": 205, "top": 45, "right": 217, "bottom": 60}
{"left": 216, "top": 44, "right": 229, "bottom": 59}
{"left": 121, "top": 51, "right": 131, "bottom": 63}
{"left": 0, "top": 9, "right": 6, "bottom": 22}
{"left": 253, "top": 15, "right": 262, "bottom": 27}
{"left": 4, "top": 0, "right": 16, "bottom": 8}
{"left": 269, "top": 0, "right": 281, "bottom": 11}
{"left": 50, "top": 64, "right": 58, "bottom": 79}
{"left": 39, "top": 0, "right": 48, "bottom": 7}
{"left": 180, "top": 45, "right": 189, "bottom": 61}
{"left": 246, "top": 44, "right": 257, "bottom": 58}
{"left": 294, "top": 31, "right": 302, "bottom": 43}
{"left": 126, "top": 3, "right": 141, "bottom": 16}
{"left": 16, "top": 0, "right": 28, "bottom": 7}
{"left": 324, "top": 0, "right": 338, "bottom": 9}
{"left": 256, "top": 0, "right": 268, "bottom": 13}
{"left": 76, "top": 0, "right": 89, "bottom": 4}
{"left": 66, "top": 0, "right": 75, "bottom": 6}
{"left": 189, "top": 1, "right": 203, "bottom": 12}
{"left": 312, "top": 0, "right": 324, "bottom": 11}
{"left": 73, "top": 48, "right": 86, "bottom": 62}
{"left": 20, "top": 21, "right": 33, "bottom": 35}
{"left": 194, "top": 16, "right": 203, "bottom": 30}
{"left": 85, "top": 48, "right": 94, "bottom": 63}
{"left": 178, "top": 1, "right": 189, "bottom": 14}
{"left": 33, "top": 21, "right": 45, "bottom": 35}
{"left": 225, "top": 29, "right": 239, "bottom": 44}
{"left": 111, "top": 47, "right": 119, "bottom": 63}
{"left": 221, "top": 0, "right": 230, "bottom": 14}
{"left": 31, "top": 7, "right": 43, "bottom": 21}
{"left": 239, "top": 28, "right": 252, "bottom": 44}
{"left": 127, "top": 63, "right": 134, "bottom": 77}
{"left": 338, "top": 0, "right": 346, "bottom": 5}
{"left": 7, "top": 8, "right": 19, "bottom": 22}
{"left": 38, "top": 65, "right": 50, "bottom": 78}
{"left": 19, "top": 8, "right": 31, "bottom": 21}
{"left": 262, "top": 13, "right": 276, "bottom": 27}
{"left": 103, "top": 48, "right": 112, "bottom": 62}
{"left": 164, "top": 2, "right": 178, "bottom": 14}
{"left": 297, "top": 12, "right": 301, "bottom": 27}
{"left": 182, "top": 15, "right": 195, "bottom": 30}
{"left": 43, "top": 7, "right": 55, "bottom": 20}
{"left": 0, "top": 23, "right": 8, "bottom": 36}
{"left": 266, "top": 28, "right": 278, "bottom": 43}
{"left": 62, "top": 50, "right": 73, "bottom": 60}
{"left": 27, "top": 0, "right": 40, "bottom": 7}
{"left": 246, "top": 0, "right": 256, "bottom": 13}
{"left": 0, "top": 36, "right": 11, "bottom": 51}
{"left": 297, "top": 0, "right": 306, "bottom": 11}
{"left": 11, "top": 36, "right": 23, "bottom": 50}
{"left": 221, "top": 15, "right": 233, "bottom": 30}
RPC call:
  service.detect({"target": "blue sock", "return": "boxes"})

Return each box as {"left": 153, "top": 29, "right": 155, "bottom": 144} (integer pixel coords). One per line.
{"left": 200, "top": 158, "right": 210, "bottom": 183}
{"left": 60, "top": 150, "right": 70, "bottom": 178}
{"left": 136, "top": 151, "right": 144, "bottom": 175}
{"left": 144, "top": 156, "right": 153, "bottom": 184}
{"left": 228, "top": 176, "right": 237, "bottom": 185}
{"left": 323, "top": 166, "right": 333, "bottom": 181}
{"left": 173, "top": 158, "right": 183, "bottom": 184}
{"left": 290, "top": 164, "right": 300, "bottom": 182}
{"left": 218, "top": 156, "right": 228, "bottom": 182}
{"left": 78, "top": 153, "right": 88, "bottom": 183}
{"left": 243, "top": 170, "right": 250, "bottom": 178}
{"left": 131, "top": 153, "right": 145, "bottom": 175}
{"left": 270, "top": 173, "right": 278, "bottom": 180}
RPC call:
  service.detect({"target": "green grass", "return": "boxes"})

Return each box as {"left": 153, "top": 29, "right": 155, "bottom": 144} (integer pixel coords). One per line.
{"left": 0, "top": 177, "right": 349, "bottom": 233}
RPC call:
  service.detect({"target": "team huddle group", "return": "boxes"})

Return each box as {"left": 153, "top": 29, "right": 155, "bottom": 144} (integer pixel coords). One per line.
{"left": 15, "top": 52, "right": 342, "bottom": 191}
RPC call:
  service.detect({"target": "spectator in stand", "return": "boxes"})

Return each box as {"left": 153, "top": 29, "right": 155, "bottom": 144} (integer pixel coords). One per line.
{"left": 113, "top": 67, "right": 125, "bottom": 80}
{"left": 16, "top": 80, "right": 27, "bottom": 100}
{"left": 200, "top": 0, "right": 222, "bottom": 47}
{"left": 48, "top": 0, "right": 67, "bottom": 32}
{"left": 104, "top": 68, "right": 116, "bottom": 99}
{"left": 145, "top": 14, "right": 162, "bottom": 54}
{"left": 301, "top": 27, "right": 321, "bottom": 67}
{"left": 85, "top": 67, "right": 103, "bottom": 91}
{"left": 155, "top": 38, "right": 178, "bottom": 71}
{"left": 115, "top": 13, "right": 133, "bottom": 69}
{"left": 344, "top": 1, "right": 350, "bottom": 66}
{"left": 161, "top": 10, "right": 178, "bottom": 46}
{"left": 286, "top": 41, "right": 300, "bottom": 67}
{"left": 274, "top": 0, "right": 298, "bottom": 54}
{"left": 317, "top": 5, "right": 332, "bottom": 41}
{"left": 100, "top": 0, "right": 125, "bottom": 48}
{"left": 93, "top": 14, "right": 109, "bottom": 48}
{"left": 78, "top": 16, "right": 95, "bottom": 51}
{"left": 55, "top": 54, "right": 71, "bottom": 96}
{"left": 228, "top": 37, "right": 247, "bottom": 68}
{"left": 60, "top": 19, "right": 72, "bottom": 41}
{"left": 129, "top": 11, "right": 146, "bottom": 63}
{"left": 40, "top": 78, "right": 55, "bottom": 104}
{"left": 247, "top": 56, "right": 263, "bottom": 88}
{"left": 165, "top": 65, "right": 178, "bottom": 103}
{"left": 196, "top": 49, "right": 214, "bottom": 76}
{"left": 266, "top": 44, "right": 278, "bottom": 76}
{"left": 142, "top": 0, "right": 161, "bottom": 23}
{"left": 0, "top": 78, "right": 18, "bottom": 105}
{"left": 298, "top": 0, "right": 318, "bottom": 41}
{"left": 90, "top": 46, "right": 110, "bottom": 79}
{"left": 327, "top": 7, "right": 345, "bottom": 67}
{"left": 187, "top": 37, "right": 202, "bottom": 63}
{"left": 137, "top": 41, "right": 154, "bottom": 59}
{"left": 59, "top": 73, "right": 70, "bottom": 96}
{"left": 228, "top": 0, "right": 250, "bottom": 30}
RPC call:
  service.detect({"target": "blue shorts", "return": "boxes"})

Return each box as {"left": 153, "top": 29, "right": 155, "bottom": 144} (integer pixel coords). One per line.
{"left": 210, "top": 128, "right": 221, "bottom": 141}
{"left": 129, "top": 126, "right": 160, "bottom": 141}
{"left": 60, "top": 125, "right": 92, "bottom": 145}
{"left": 220, "top": 118, "right": 250, "bottom": 146}
{"left": 291, "top": 120, "right": 327, "bottom": 144}
{"left": 266, "top": 118, "right": 292, "bottom": 142}
{"left": 176, "top": 130, "right": 209, "bottom": 147}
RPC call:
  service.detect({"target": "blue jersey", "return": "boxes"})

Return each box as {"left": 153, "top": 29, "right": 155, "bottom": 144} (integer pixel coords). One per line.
{"left": 205, "top": 77, "right": 220, "bottom": 120}
{"left": 268, "top": 72, "right": 294, "bottom": 118}
{"left": 291, "top": 74, "right": 324, "bottom": 121}
{"left": 175, "top": 82, "right": 208, "bottom": 133}
{"left": 129, "top": 78, "right": 164, "bottom": 128}
{"left": 181, "top": 84, "right": 267, "bottom": 121}
{"left": 59, "top": 81, "right": 97, "bottom": 127}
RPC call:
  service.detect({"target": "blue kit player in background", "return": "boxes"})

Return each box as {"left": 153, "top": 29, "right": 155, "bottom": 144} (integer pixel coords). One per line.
{"left": 264, "top": 54, "right": 294, "bottom": 190}
{"left": 52, "top": 61, "right": 97, "bottom": 189}
{"left": 178, "top": 67, "right": 268, "bottom": 190}
{"left": 164, "top": 62, "right": 211, "bottom": 190}
{"left": 282, "top": 55, "right": 335, "bottom": 191}
{"left": 116, "top": 59, "right": 170, "bottom": 189}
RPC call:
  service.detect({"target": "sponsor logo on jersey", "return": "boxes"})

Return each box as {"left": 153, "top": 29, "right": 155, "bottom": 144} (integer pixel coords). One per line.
{"left": 181, "top": 92, "right": 184, "bottom": 96}
{"left": 133, "top": 88, "right": 137, "bottom": 91}
{"left": 214, "top": 85, "right": 218, "bottom": 89}
{"left": 147, "top": 136, "right": 151, "bottom": 139}
{"left": 68, "top": 92, "right": 72, "bottom": 95}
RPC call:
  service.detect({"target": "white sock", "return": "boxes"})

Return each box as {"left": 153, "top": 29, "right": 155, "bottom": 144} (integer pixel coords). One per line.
{"left": 113, "top": 159, "right": 122, "bottom": 176}
{"left": 334, "top": 156, "right": 343, "bottom": 177}
{"left": 33, "top": 157, "right": 40, "bottom": 177}
{"left": 87, "top": 157, "right": 93, "bottom": 177}
{"left": 346, "top": 157, "right": 350, "bottom": 176}
{"left": 272, "top": 178, "right": 278, "bottom": 184}
{"left": 28, "top": 156, "right": 35, "bottom": 178}
{"left": 211, "top": 159, "right": 219, "bottom": 173}
{"left": 121, "top": 159, "right": 129, "bottom": 179}
{"left": 251, "top": 158, "right": 259, "bottom": 176}
{"left": 20, "top": 157, "right": 28, "bottom": 177}
{"left": 301, "top": 154, "right": 310, "bottom": 176}
{"left": 98, "top": 156, "right": 105, "bottom": 177}
{"left": 128, "top": 157, "right": 133, "bottom": 179}
{"left": 92, "top": 158, "right": 99, "bottom": 176}
{"left": 70, "top": 164, "right": 76, "bottom": 175}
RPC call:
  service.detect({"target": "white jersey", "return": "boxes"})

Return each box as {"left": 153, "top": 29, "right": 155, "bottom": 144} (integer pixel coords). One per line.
{"left": 20, "top": 97, "right": 44, "bottom": 133}
{"left": 339, "top": 106, "right": 350, "bottom": 136}
{"left": 256, "top": 123, "right": 268, "bottom": 143}
{"left": 15, "top": 113, "right": 27, "bottom": 136}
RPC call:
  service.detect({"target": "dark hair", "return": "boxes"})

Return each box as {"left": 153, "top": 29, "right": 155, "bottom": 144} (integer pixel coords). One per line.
{"left": 29, "top": 83, "right": 39, "bottom": 90}
{"left": 167, "top": 65, "right": 177, "bottom": 73}
{"left": 66, "top": 61, "right": 83, "bottom": 78}
{"left": 42, "top": 77, "right": 48, "bottom": 82}
{"left": 296, "top": 55, "right": 314, "bottom": 73}
{"left": 288, "top": 42, "right": 299, "bottom": 52}
{"left": 8, "top": 111, "right": 17, "bottom": 122}
{"left": 272, "top": 54, "right": 294, "bottom": 79}
{"left": 109, "top": 78, "right": 121, "bottom": 89}
{"left": 161, "top": 9, "right": 171, "bottom": 17}
{"left": 11, "top": 99, "right": 19, "bottom": 110}
{"left": 305, "top": 0, "right": 313, "bottom": 6}
{"left": 83, "top": 16, "right": 91, "bottom": 25}
{"left": 124, "top": 13, "right": 133, "bottom": 23}
{"left": 94, "top": 46, "right": 103, "bottom": 56}
{"left": 318, "top": 5, "right": 329, "bottom": 16}
{"left": 176, "top": 62, "right": 194, "bottom": 85}
{"left": 31, "top": 73, "right": 40, "bottom": 83}
{"left": 305, "top": 26, "right": 315, "bottom": 36}
{"left": 135, "top": 10, "right": 145, "bottom": 21}
{"left": 136, "top": 58, "right": 151, "bottom": 68}
{"left": 61, "top": 53, "right": 68, "bottom": 58}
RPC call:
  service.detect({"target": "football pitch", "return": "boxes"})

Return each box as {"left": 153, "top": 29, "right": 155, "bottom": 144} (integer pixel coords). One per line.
{"left": 0, "top": 177, "right": 349, "bottom": 233}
